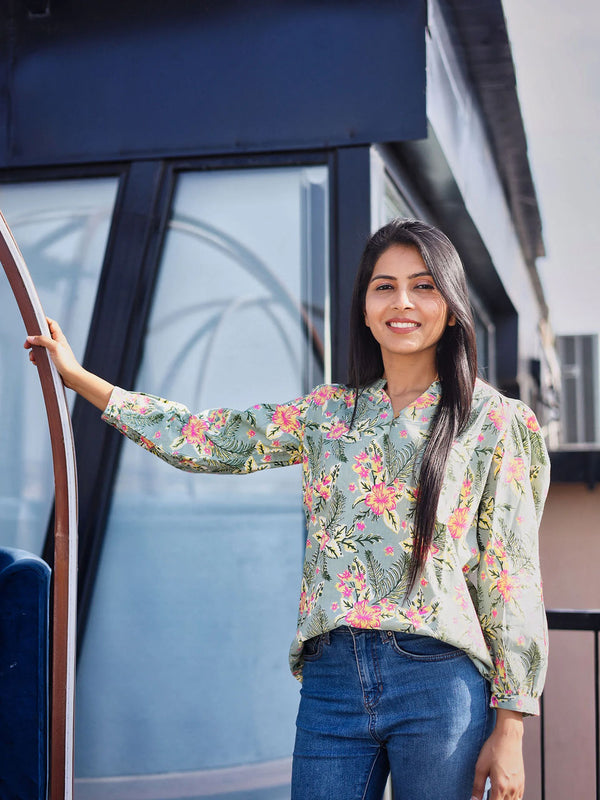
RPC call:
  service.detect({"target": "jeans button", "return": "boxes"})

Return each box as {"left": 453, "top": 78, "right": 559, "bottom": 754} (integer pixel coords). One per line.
{"left": 387, "top": 631, "right": 392, "bottom": 638}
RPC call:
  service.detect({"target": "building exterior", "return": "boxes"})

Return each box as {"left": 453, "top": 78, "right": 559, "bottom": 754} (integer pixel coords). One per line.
{"left": 0, "top": 1, "right": 561, "bottom": 798}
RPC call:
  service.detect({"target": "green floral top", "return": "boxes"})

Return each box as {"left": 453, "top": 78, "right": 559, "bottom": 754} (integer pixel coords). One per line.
{"left": 102, "top": 377, "right": 550, "bottom": 715}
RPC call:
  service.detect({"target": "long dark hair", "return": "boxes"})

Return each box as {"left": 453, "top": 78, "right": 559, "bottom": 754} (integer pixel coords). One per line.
{"left": 348, "top": 218, "right": 478, "bottom": 593}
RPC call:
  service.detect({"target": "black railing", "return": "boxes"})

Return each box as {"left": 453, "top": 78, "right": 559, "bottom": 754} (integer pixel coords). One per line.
{"left": 541, "top": 610, "right": 600, "bottom": 800}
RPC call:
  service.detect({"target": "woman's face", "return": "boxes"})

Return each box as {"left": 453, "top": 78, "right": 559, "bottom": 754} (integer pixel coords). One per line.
{"left": 363, "top": 244, "right": 455, "bottom": 368}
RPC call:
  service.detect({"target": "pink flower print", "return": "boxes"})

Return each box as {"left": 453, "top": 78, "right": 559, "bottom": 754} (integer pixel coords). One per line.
{"left": 496, "top": 570, "right": 520, "bottom": 602}
{"left": 478, "top": 433, "right": 485, "bottom": 442}
{"left": 247, "top": 429, "right": 256, "bottom": 437}
{"left": 181, "top": 416, "right": 209, "bottom": 445}
{"left": 338, "top": 570, "right": 352, "bottom": 581}
{"left": 345, "top": 600, "right": 382, "bottom": 629}
{"left": 380, "top": 412, "right": 389, "bottom": 420}
{"left": 327, "top": 421, "right": 349, "bottom": 439}
{"left": 343, "top": 586, "right": 353, "bottom": 598}
{"left": 154, "top": 431, "right": 161, "bottom": 438}
{"left": 303, "top": 485, "right": 314, "bottom": 512}
{"left": 315, "top": 477, "right": 332, "bottom": 500}
{"left": 412, "top": 392, "right": 436, "bottom": 409}
{"left": 401, "top": 520, "right": 407, "bottom": 531}
{"left": 405, "top": 608, "right": 424, "bottom": 629}
{"left": 447, "top": 506, "right": 470, "bottom": 539}
{"left": 356, "top": 521, "right": 366, "bottom": 531}
{"left": 364, "top": 483, "right": 397, "bottom": 516}
{"left": 488, "top": 407, "right": 508, "bottom": 431}
{"left": 311, "top": 385, "right": 337, "bottom": 406}
{"left": 491, "top": 696, "right": 499, "bottom": 708}
{"left": 494, "top": 657, "right": 507, "bottom": 681}
{"left": 420, "top": 577, "right": 428, "bottom": 586}
{"left": 272, "top": 404, "right": 301, "bottom": 433}
{"left": 325, "top": 411, "right": 333, "bottom": 418}
{"left": 319, "top": 532, "right": 330, "bottom": 551}
{"left": 306, "top": 538, "right": 312, "bottom": 548}
{"left": 526, "top": 413, "right": 540, "bottom": 431}
{"left": 385, "top": 546, "right": 394, "bottom": 556}
{"left": 461, "top": 479, "right": 472, "bottom": 497}
{"left": 485, "top": 553, "right": 495, "bottom": 567}
{"left": 516, "top": 515, "right": 523, "bottom": 524}
{"left": 355, "top": 571, "right": 367, "bottom": 591}
{"left": 263, "top": 454, "right": 272, "bottom": 462}
{"left": 505, "top": 457, "right": 526, "bottom": 484}
{"left": 399, "top": 429, "right": 408, "bottom": 438}
{"left": 348, "top": 483, "right": 357, "bottom": 492}
{"left": 492, "top": 608, "right": 498, "bottom": 618}
{"left": 331, "top": 602, "right": 339, "bottom": 611}
{"left": 299, "top": 590, "right": 307, "bottom": 615}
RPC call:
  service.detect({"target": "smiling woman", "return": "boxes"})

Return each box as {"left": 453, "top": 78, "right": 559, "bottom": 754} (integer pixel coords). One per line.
{"left": 26, "top": 217, "right": 549, "bottom": 800}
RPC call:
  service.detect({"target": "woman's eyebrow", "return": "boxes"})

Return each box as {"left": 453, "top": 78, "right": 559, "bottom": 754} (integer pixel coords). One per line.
{"left": 369, "top": 270, "right": 432, "bottom": 283}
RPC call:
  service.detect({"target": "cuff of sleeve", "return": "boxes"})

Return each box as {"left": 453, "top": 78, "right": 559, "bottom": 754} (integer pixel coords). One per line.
{"left": 101, "top": 385, "right": 129, "bottom": 423}
{"left": 491, "top": 693, "right": 540, "bottom": 716}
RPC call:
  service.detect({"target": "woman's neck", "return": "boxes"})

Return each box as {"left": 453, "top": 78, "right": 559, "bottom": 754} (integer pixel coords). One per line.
{"left": 381, "top": 356, "right": 438, "bottom": 416}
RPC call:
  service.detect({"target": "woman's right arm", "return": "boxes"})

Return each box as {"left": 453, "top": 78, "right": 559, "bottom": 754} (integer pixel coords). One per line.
{"left": 24, "top": 318, "right": 114, "bottom": 411}
{"left": 25, "top": 317, "right": 309, "bottom": 475}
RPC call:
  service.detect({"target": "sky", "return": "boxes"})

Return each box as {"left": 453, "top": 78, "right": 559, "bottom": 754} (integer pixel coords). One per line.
{"left": 502, "top": 0, "right": 600, "bottom": 336}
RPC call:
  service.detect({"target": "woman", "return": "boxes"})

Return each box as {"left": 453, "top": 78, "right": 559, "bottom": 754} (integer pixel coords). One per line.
{"left": 26, "top": 218, "right": 549, "bottom": 800}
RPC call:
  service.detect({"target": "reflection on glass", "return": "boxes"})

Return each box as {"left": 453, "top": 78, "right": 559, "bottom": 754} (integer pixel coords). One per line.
{"left": 0, "top": 179, "right": 118, "bottom": 553}
{"left": 75, "top": 166, "right": 329, "bottom": 798}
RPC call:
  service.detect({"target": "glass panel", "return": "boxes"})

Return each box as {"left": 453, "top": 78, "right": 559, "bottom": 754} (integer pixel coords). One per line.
{"left": 474, "top": 312, "right": 490, "bottom": 380}
{"left": 75, "top": 165, "right": 329, "bottom": 798}
{"left": 0, "top": 178, "right": 119, "bottom": 554}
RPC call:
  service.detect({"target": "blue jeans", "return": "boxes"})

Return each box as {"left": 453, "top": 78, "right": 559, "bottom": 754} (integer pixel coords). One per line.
{"left": 291, "top": 627, "right": 495, "bottom": 800}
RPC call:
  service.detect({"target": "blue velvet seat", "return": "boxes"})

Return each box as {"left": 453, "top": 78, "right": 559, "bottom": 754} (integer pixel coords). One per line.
{"left": 0, "top": 548, "right": 50, "bottom": 800}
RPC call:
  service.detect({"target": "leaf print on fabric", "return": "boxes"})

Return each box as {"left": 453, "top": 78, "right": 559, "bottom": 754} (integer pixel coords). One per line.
{"left": 520, "top": 641, "right": 543, "bottom": 694}
{"left": 302, "top": 607, "right": 330, "bottom": 640}
{"left": 398, "top": 588, "right": 439, "bottom": 630}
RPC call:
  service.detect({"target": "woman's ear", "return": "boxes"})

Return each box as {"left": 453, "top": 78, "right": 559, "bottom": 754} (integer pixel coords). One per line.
{"left": 447, "top": 313, "right": 457, "bottom": 327}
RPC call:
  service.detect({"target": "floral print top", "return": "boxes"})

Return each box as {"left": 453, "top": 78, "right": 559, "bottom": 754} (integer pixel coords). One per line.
{"left": 102, "top": 377, "right": 550, "bottom": 715}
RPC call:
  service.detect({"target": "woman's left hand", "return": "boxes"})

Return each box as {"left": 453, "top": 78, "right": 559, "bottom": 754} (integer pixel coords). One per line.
{"left": 471, "top": 709, "right": 524, "bottom": 800}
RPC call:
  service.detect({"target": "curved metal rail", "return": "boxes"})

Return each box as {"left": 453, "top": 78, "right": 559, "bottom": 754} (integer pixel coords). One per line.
{"left": 0, "top": 210, "right": 78, "bottom": 800}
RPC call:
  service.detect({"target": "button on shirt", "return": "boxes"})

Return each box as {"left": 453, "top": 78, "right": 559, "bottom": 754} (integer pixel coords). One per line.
{"left": 102, "top": 377, "right": 550, "bottom": 715}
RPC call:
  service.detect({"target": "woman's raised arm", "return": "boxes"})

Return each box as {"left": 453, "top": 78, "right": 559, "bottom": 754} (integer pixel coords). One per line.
{"left": 24, "top": 317, "right": 114, "bottom": 411}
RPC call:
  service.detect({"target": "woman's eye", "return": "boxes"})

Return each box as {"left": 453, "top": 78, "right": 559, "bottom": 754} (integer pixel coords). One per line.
{"left": 374, "top": 283, "right": 393, "bottom": 291}
{"left": 416, "top": 282, "right": 435, "bottom": 290}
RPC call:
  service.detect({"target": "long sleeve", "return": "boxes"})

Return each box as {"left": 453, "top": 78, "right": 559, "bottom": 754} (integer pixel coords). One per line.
{"left": 475, "top": 400, "right": 550, "bottom": 715}
{"left": 101, "top": 386, "right": 309, "bottom": 474}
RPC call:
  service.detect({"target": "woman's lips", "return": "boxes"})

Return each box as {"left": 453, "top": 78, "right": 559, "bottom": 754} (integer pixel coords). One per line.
{"left": 387, "top": 320, "right": 420, "bottom": 331}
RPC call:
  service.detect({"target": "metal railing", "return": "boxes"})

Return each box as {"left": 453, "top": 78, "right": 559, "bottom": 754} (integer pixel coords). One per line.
{"left": 541, "top": 610, "right": 600, "bottom": 800}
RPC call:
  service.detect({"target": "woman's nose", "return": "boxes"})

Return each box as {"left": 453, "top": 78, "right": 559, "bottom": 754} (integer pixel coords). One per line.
{"left": 392, "top": 288, "right": 414, "bottom": 309}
